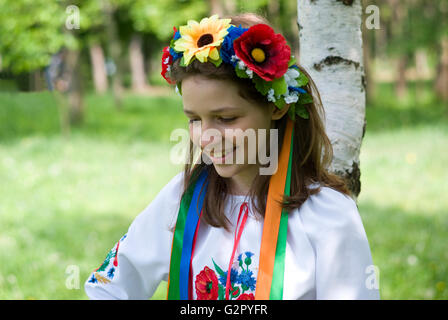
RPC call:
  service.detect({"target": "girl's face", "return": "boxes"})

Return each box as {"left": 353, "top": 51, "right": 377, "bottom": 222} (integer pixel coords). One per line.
{"left": 181, "top": 75, "right": 288, "bottom": 195}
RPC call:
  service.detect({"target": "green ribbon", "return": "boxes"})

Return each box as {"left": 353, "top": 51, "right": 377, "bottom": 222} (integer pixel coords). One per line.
{"left": 167, "top": 168, "right": 202, "bottom": 300}
{"left": 269, "top": 127, "right": 294, "bottom": 299}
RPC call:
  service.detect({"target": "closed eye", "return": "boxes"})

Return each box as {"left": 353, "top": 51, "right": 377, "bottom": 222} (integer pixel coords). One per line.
{"left": 218, "top": 117, "right": 237, "bottom": 123}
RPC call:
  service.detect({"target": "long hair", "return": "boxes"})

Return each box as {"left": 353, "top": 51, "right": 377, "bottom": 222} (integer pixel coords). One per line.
{"left": 170, "top": 13, "right": 350, "bottom": 231}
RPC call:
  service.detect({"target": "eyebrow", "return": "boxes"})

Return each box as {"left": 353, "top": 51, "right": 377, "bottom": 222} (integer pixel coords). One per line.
{"left": 183, "top": 106, "right": 240, "bottom": 115}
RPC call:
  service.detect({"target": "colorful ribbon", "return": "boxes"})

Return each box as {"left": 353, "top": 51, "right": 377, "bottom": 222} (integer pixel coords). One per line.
{"left": 167, "top": 169, "right": 208, "bottom": 300}
{"left": 167, "top": 118, "right": 294, "bottom": 300}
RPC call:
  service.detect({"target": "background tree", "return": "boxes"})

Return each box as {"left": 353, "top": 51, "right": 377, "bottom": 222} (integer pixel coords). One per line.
{"left": 298, "top": 0, "right": 366, "bottom": 199}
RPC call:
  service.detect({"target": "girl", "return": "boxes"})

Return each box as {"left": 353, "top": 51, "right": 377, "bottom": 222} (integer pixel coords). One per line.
{"left": 85, "top": 13, "right": 380, "bottom": 300}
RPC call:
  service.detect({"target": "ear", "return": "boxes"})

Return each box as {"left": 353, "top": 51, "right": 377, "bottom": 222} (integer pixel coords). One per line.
{"left": 271, "top": 104, "right": 291, "bottom": 120}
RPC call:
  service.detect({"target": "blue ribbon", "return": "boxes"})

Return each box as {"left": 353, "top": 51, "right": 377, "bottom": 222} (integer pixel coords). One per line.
{"left": 178, "top": 169, "right": 209, "bottom": 299}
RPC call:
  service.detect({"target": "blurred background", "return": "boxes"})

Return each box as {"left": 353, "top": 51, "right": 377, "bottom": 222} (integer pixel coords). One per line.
{"left": 0, "top": 0, "right": 447, "bottom": 299}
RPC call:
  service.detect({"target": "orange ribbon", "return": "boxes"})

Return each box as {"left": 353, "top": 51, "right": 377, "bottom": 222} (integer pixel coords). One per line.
{"left": 255, "top": 117, "right": 293, "bottom": 299}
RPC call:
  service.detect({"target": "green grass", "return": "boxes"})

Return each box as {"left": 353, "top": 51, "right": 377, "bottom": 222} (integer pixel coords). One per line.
{"left": 0, "top": 83, "right": 447, "bottom": 299}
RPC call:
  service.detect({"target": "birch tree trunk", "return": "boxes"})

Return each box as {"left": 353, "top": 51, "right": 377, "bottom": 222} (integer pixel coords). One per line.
{"left": 129, "top": 34, "right": 148, "bottom": 93}
{"left": 435, "top": 36, "right": 448, "bottom": 102}
{"left": 297, "top": 0, "right": 366, "bottom": 199}
{"left": 89, "top": 44, "right": 108, "bottom": 94}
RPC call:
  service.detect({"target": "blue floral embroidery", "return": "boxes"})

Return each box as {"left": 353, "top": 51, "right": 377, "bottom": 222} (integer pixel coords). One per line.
{"left": 218, "top": 268, "right": 239, "bottom": 286}
{"left": 107, "top": 267, "right": 115, "bottom": 279}
{"left": 88, "top": 274, "right": 98, "bottom": 284}
{"left": 238, "top": 269, "right": 256, "bottom": 291}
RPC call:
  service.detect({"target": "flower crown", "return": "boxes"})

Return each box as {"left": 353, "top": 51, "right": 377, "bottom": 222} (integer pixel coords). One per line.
{"left": 161, "top": 15, "right": 312, "bottom": 120}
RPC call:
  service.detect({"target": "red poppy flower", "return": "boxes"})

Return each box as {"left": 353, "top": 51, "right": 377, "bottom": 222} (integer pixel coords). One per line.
{"left": 233, "top": 24, "right": 291, "bottom": 81}
{"left": 237, "top": 293, "right": 255, "bottom": 300}
{"left": 195, "top": 266, "right": 219, "bottom": 300}
{"left": 161, "top": 46, "right": 175, "bottom": 84}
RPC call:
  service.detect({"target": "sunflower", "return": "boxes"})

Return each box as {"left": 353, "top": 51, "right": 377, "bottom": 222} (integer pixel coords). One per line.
{"left": 174, "top": 15, "right": 232, "bottom": 65}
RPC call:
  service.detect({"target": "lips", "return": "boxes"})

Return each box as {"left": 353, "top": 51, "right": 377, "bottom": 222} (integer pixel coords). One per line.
{"left": 205, "top": 146, "right": 237, "bottom": 163}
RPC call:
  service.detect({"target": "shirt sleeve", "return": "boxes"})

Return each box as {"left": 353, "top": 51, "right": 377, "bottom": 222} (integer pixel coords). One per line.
{"left": 84, "top": 171, "right": 184, "bottom": 300}
{"left": 299, "top": 186, "right": 380, "bottom": 300}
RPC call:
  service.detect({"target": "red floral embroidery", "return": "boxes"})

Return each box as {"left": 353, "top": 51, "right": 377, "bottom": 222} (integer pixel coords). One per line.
{"left": 233, "top": 24, "right": 290, "bottom": 81}
{"left": 195, "top": 266, "right": 219, "bottom": 300}
{"left": 237, "top": 293, "right": 255, "bottom": 300}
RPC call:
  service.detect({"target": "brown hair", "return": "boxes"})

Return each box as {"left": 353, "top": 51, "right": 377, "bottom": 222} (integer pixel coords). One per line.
{"left": 170, "top": 13, "right": 350, "bottom": 231}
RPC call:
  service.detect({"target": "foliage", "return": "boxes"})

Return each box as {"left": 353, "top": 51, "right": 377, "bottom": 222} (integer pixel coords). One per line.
{"left": 0, "top": 0, "right": 76, "bottom": 73}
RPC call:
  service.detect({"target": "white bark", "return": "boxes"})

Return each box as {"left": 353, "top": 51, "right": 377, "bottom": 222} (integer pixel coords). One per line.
{"left": 297, "top": 0, "right": 365, "bottom": 198}
{"left": 129, "top": 34, "right": 148, "bottom": 93}
{"left": 89, "top": 44, "right": 108, "bottom": 94}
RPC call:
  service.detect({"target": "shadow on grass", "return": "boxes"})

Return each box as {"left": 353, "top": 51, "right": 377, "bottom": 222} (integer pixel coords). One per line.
{"left": 358, "top": 200, "right": 448, "bottom": 299}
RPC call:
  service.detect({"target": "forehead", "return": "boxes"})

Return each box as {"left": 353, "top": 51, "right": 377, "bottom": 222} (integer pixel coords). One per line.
{"left": 181, "top": 75, "right": 248, "bottom": 113}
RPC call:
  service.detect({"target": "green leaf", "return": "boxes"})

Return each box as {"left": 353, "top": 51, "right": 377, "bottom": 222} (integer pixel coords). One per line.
{"left": 272, "top": 77, "right": 287, "bottom": 96}
{"left": 209, "top": 57, "right": 223, "bottom": 68}
{"left": 296, "top": 104, "right": 310, "bottom": 119}
{"left": 218, "top": 284, "right": 225, "bottom": 300}
{"left": 296, "top": 72, "right": 309, "bottom": 87}
{"left": 288, "top": 56, "right": 297, "bottom": 67}
{"left": 287, "top": 104, "right": 296, "bottom": 121}
{"left": 176, "top": 83, "right": 182, "bottom": 95}
{"left": 253, "top": 76, "right": 271, "bottom": 95}
{"left": 274, "top": 98, "right": 286, "bottom": 109}
{"left": 179, "top": 55, "right": 187, "bottom": 67}
{"left": 97, "top": 250, "right": 114, "bottom": 272}
{"left": 212, "top": 258, "right": 226, "bottom": 277}
{"left": 235, "top": 66, "right": 249, "bottom": 78}
{"left": 298, "top": 92, "right": 313, "bottom": 105}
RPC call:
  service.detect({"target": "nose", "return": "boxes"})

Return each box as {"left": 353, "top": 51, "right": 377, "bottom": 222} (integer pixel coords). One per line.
{"left": 190, "top": 120, "right": 223, "bottom": 151}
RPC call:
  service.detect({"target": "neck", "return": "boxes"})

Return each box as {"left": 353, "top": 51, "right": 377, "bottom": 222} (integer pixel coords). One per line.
{"left": 227, "top": 164, "right": 259, "bottom": 196}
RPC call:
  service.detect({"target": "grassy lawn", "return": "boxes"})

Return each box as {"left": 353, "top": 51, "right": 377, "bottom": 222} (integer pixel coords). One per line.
{"left": 0, "top": 83, "right": 447, "bottom": 299}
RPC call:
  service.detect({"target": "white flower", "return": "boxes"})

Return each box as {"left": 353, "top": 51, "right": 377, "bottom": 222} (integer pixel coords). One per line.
{"left": 230, "top": 55, "right": 239, "bottom": 63}
{"left": 237, "top": 60, "right": 247, "bottom": 70}
{"left": 284, "top": 91, "right": 299, "bottom": 104}
{"left": 163, "top": 57, "right": 170, "bottom": 65}
{"left": 267, "top": 88, "right": 276, "bottom": 102}
{"left": 284, "top": 68, "right": 300, "bottom": 87}
{"left": 245, "top": 69, "right": 253, "bottom": 79}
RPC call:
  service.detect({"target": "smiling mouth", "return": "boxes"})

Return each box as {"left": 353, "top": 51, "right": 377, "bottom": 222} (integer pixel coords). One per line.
{"left": 205, "top": 146, "right": 237, "bottom": 160}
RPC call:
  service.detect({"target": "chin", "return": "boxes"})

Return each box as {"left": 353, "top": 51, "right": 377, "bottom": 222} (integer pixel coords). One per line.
{"left": 211, "top": 163, "right": 241, "bottom": 178}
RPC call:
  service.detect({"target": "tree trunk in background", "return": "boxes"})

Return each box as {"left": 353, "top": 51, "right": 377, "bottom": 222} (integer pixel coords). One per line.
{"left": 362, "top": 0, "right": 375, "bottom": 105}
{"left": 267, "top": 0, "right": 280, "bottom": 27}
{"left": 65, "top": 50, "right": 84, "bottom": 126}
{"left": 129, "top": 33, "right": 148, "bottom": 93}
{"left": 415, "top": 49, "right": 429, "bottom": 101}
{"left": 223, "top": 0, "right": 236, "bottom": 15}
{"left": 435, "top": 36, "right": 448, "bottom": 102}
{"left": 395, "top": 55, "right": 408, "bottom": 99}
{"left": 53, "top": 48, "right": 84, "bottom": 137}
{"left": 89, "top": 44, "right": 108, "bottom": 94}
{"left": 298, "top": 0, "right": 366, "bottom": 200}
{"left": 103, "top": 0, "right": 124, "bottom": 109}
{"left": 209, "top": 0, "right": 224, "bottom": 16}
{"left": 29, "top": 70, "right": 45, "bottom": 91}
